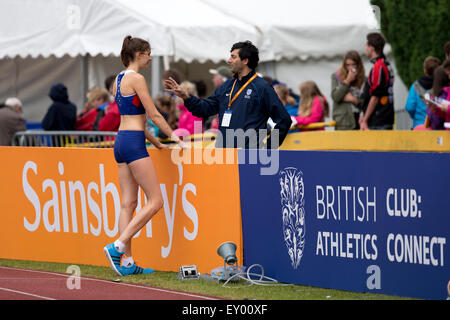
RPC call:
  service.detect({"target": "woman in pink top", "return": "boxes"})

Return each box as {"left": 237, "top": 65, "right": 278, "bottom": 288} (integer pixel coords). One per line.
{"left": 291, "top": 81, "right": 329, "bottom": 130}
{"left": 174, "top": 81, "right": 204, "bottom": 137}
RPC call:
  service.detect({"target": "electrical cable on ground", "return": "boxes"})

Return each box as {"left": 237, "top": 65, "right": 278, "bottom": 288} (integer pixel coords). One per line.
{"left": 221, "top": 264, "right": 289, "bottom": 288}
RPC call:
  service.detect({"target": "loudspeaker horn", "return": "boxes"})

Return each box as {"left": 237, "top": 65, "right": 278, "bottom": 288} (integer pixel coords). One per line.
{"left": 217, "top": 241, "right": 237, "bottom": 265}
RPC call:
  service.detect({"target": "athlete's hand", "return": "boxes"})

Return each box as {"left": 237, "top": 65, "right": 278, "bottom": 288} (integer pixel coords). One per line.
{"left": 178, "top": 140, "right": 191, "bottom": 149}
{"left": 155, "top": 142, "right": 169, "bottom": 149}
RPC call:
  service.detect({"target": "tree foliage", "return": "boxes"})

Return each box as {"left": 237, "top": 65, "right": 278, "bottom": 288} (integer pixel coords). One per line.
{"left": 371, "top": 0, "right": 450, "bottom": 87}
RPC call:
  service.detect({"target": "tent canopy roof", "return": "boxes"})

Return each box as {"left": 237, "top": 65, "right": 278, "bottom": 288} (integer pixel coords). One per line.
{"left": 0, "top": 0, "right": 378, "bottom": 62}
{"left": 203, "top": 0, "right": 379, "bottom": 61}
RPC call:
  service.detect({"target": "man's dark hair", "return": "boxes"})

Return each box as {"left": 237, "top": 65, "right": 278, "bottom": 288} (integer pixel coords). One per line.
{"left": 366, "top": 33, "right": 386, "bottom": 55}
{"left": 231, "top": 41, "right": 259, "bottom": 70}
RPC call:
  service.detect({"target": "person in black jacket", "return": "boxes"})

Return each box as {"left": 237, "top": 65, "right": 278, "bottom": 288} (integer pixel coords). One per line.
{"left": 164, "top": 41, "right": 292, "bottom": 149}
{"left": 42, "top": 83, "right": 77, "bottom": 131}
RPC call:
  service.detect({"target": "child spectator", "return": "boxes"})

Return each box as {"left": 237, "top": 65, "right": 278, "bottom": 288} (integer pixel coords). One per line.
{"left": 331, "top": 50, "right": 366, "bottom": 130}
{"left": 75, "top": 86, "right": 110, "bottom": 131}
{"left": 153, "top": 94, "right": 178, "bottom": 139}
{"left": 425, "top": 60, "right": 450, "bottom": 130}
{"left": 291, "top": 81, "right": 329, "bottom": 130}
{"left": 174, "top": 81, "right": 204, "bottom": 137}
{"left": 98, "top": 74, "right": 120, "bottom": 132}
{"left": 405, "top": 56, "right": 441, "bottom": 129}
{"left": 274, "top": 84, "right": 298, "bottom": 116}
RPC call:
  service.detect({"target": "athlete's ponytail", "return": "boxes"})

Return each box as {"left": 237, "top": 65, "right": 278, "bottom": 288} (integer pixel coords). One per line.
{"left": 120, "top": 35, "right": 151, "bottom": 67}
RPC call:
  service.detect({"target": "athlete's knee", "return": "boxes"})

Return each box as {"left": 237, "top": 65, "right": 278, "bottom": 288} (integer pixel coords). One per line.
{"left": 121, "top": 198, "right": 138, "bottom": 212}
{"left": 150, "top": 194, "right": 164, "bottom": 213}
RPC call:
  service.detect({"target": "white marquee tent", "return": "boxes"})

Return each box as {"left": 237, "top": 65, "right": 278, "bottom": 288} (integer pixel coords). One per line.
{"left": 0, "top": 0, "right": 409, "bottom": 128}
{"left": 0, "top": 0, "right": 259, "bottom": 122}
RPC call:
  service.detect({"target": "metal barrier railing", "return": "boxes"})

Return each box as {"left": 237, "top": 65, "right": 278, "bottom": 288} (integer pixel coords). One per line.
{"left": 12, "top": 131, "right": 117, "bottom": 148}
{"left": 11, "top": 122, "right": 336, "bottom": 148}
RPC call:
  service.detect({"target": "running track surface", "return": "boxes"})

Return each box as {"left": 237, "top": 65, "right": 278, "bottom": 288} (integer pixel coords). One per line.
{"left": 0, "top": 266, "right": 220, "bottom": 300}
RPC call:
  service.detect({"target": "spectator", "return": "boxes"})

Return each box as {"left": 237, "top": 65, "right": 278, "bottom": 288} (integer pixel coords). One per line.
{"left": 274, "top": 84, "right": 298, "bottom": 116}
{"left": 98, "top": 74, "right": 121, "bottom": 131}
{"left": 209, "top": 65, "right": 232, "bottom": 88}
{"left": 405, "top": 56, "right": 441, "bottom": 129}
{"left": 425, "top": 60, "right": 450, "bottom": 130}
{"left": 154, "top": 94, "right": 178, "bottom": 139}
{"left": 331, "top": 50, "right": 366, "bottom": 130}
{"left": 203, "top": 66, "right": 233, "bottom": 131}
{"left": 444, "top": 41, "right": 450, "bottom": 60}
{"left": 0, "top": 97, "right": 26, "bottom": 146}
{"left": 75, "top": 86, "right": 110, "bottom": 131}
{"left": 193, "top": 80, "right": 207, "bottom": 99}
{"left": 42, "top": 83, "right": 77, "bottom": 131}
{"left": 291, "top": 81, "right": 329, "bottom": 130}
{"left": 360, "top": 33, "right": 395, "bottom": 130}
{"left": 5, "top": 97, "right": 23, "bottom": 114}
{"left": 174, "top": 81, "right": 204, "bottom": 137}
{"left": 162, "top": 69, "right": 182, "bottom": 94}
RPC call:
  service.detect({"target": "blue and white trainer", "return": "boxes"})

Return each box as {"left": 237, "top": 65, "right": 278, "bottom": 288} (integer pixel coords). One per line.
{"left": 120, "top": 263, "right": 154, "bottom": 276}
{"left": 103, "top": 243, "right": 124, "bottom": 276}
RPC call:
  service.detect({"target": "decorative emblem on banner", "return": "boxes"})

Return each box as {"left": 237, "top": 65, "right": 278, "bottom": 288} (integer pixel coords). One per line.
{"left": 279, "top": 167, "right": 305, "bottom": 269}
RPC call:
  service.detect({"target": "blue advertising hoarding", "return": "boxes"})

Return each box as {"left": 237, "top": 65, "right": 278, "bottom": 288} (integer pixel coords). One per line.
{"left": 238, "top": 150, "right": 450, "bottom": 300}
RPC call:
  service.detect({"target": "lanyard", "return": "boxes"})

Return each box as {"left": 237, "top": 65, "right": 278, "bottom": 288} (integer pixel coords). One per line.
{"left": 228, "top": 73, "right": 258, "bottom": 109}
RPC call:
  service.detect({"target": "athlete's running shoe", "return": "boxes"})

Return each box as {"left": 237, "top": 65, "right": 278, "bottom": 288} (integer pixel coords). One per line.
{"left": 120, "top": 262, "right": 154, "bottom": 276}
{"left": 103, "top": 243, "right": 124, "bottom": 276}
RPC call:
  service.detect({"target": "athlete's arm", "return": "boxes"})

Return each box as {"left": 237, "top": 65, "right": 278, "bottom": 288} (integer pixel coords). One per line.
{"left": 132, "top": 74, "right": 180, "bottom": 142}
{"left": 144, "top": 128, "right": 168, "bottom": 149}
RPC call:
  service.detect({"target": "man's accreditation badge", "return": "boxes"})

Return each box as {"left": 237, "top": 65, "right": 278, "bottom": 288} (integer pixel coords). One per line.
{"left": 221, "top": 110, "right": 232, "bottom": 127}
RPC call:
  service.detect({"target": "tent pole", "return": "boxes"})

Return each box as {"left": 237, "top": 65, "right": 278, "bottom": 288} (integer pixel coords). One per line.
{"left": 81, "top": 54, "right": 89, "bottom": 105}
{"left": 151, "top": 56, "right": 162, "bottom": 96}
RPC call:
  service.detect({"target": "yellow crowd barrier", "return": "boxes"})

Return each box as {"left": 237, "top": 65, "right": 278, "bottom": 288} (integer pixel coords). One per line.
{"left": 290, "top": 121, "right": 337, "bottom": 131}
{"left": 281, "top": 130, "right": 450, "bottom": 152}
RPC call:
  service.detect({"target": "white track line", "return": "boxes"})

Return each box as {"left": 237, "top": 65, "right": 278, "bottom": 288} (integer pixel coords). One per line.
{"left": 0, "top": 287, "right": 55, "bottom": 300}
{"left": 0, "top": 266, "right": 218, "bottom": 300}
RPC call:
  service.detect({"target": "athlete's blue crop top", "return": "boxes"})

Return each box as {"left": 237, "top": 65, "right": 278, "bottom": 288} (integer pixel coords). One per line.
{"left": 115, "top": 70, "right": 146, "bottom": 115}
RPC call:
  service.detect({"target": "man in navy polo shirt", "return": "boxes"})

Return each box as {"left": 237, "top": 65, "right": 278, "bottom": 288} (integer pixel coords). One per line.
{"left": 164, "top": 41, "right": 292, "bottom": 148}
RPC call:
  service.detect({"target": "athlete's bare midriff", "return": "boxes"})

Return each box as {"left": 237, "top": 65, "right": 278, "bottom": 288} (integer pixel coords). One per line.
{"left": 118, "top": 114, "right": 146, "bottom": 131}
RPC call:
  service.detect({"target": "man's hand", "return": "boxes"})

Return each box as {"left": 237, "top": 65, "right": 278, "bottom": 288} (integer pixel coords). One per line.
{"left": 359, "top": 119, "right": 370, "bottom": 130}
{"left": 163, "top": 77, "right": 189, "bottom": 100}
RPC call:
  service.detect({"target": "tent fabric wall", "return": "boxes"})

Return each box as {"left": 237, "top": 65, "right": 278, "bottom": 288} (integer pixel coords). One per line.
{"left": 0, "top": 56, "right": 82, "bottom": 122}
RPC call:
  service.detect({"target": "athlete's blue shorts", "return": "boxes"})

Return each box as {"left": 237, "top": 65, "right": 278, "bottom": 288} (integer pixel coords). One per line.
{"left": 114, "top": 130, "right": 149, "bottom": 164}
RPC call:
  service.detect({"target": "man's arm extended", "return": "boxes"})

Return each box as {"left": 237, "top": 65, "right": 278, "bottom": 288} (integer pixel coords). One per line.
{"left": 163, "top": 77, "right": 220, "bottom": 118}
